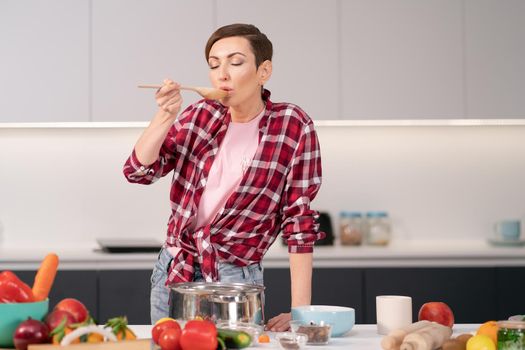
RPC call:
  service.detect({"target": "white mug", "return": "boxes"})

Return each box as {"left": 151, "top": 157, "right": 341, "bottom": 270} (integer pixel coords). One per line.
{"left": 376, "top": 295, "right": 412, "bottom": 335}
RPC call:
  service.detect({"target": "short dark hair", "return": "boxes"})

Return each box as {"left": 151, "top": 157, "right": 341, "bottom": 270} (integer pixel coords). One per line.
{"left": 205, "top": 23, "right": 273, "bottom": 67}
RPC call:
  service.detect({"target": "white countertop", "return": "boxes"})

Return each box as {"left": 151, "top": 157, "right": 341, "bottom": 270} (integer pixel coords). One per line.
{"left": 0, "top": 239, "right": 524, "bottom": 270}
{"left": 128, "top": 324, "right": 479, "bottom": 350}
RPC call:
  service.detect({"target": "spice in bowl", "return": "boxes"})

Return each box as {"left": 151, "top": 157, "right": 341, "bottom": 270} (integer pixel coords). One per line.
{"left": 296, "top": 321, "right": 332, "bottom": 345}
{"left": 275, "top": 332, "right": 307, "bottom": 350}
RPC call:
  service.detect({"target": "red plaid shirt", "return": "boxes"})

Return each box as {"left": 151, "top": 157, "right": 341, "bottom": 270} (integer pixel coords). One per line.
{"left": 123, "top": 90, "right": 324, "bottom": 283}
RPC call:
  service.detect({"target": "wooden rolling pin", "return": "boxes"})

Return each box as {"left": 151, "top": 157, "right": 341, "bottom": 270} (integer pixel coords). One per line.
{"left": 381, "top": 320, "right": 432, "bottom": 350}
{"left": 400, "top": 322, "right": 453, "bottom": 350}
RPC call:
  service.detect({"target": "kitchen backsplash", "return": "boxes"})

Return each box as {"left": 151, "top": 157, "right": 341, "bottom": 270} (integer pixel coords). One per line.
{"left": 0, "top": 122, "right": 524, "bottom": 247}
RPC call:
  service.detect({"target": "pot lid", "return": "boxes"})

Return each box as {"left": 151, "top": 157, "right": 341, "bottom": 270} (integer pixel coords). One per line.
{"left": 169, "top": 281, "right": 264, "bottom": 295}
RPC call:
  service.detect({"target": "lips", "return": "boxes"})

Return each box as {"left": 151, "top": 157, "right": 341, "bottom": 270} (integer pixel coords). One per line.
{"left": 219, "top": 86, "right": 233, "bottom": 92}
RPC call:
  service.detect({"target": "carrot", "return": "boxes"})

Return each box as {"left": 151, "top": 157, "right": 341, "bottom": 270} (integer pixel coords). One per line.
{"left": 258, "top": 333, "right": 270, "bottom": 343}
{"left": 32, "top": 253, "right": 59, "bottom": 301}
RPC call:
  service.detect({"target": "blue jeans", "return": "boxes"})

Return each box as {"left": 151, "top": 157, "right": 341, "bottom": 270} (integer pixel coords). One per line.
{"left": 150, "top": 248, "right": 264, "bottom": 325}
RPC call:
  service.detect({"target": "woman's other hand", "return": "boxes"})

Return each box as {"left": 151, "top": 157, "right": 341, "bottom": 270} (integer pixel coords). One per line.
{"left": 266, "top": 312, "right": 291, "bottom": 332}
{"left": 155, "top": 79, "right": 182, "bottom": 118}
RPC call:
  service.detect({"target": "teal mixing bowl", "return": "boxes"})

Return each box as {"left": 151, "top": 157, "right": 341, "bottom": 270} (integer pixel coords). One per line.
{"left": 0, "top": 299, "right": 49, "bottom": 347}
{"left": 291, "top": 305, "right": 355, "bottom": 337}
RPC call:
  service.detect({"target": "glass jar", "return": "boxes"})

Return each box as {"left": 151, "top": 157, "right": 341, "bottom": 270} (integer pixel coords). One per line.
{"left": 365, "top": 211, "right": 391, "bottom": 246}
{"left": 340, "top": 211, "right": 363, "bottom": 246}
{"left": 498, "top": 320, "right": 525, "bottom": 350}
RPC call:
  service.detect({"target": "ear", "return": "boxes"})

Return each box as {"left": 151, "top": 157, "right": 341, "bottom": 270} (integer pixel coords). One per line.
{"left": 258, "top": 60, "right": 272, "bottom": 85}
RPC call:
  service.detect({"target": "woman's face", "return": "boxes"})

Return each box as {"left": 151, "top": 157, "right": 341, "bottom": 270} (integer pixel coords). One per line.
{"left": 208, "top": 36, "right": 270, "bottom": 109}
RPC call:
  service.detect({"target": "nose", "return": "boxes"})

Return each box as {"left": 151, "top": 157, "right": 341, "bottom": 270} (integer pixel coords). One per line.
{"left": 217, "top": 65, "right": 230, "bottom": 81}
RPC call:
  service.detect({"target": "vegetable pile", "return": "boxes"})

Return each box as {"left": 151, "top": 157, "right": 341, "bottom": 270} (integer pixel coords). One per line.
{"left": 1, "top": 253, "right": 137, "bottom": 349}
{"left": 152, "top": 318, "right": 255, "bottom": 350}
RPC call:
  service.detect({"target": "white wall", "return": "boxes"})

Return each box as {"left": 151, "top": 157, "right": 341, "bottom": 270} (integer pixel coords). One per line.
{"left": 1, "top": 124, "right": 524, "bottom": 247}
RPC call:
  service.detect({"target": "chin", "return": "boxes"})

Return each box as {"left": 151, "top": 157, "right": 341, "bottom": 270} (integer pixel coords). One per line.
{"left": 219, "top": 96, "right": 233, "bottom": 106}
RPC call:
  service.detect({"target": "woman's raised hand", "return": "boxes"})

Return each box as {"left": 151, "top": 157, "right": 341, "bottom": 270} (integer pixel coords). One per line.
{"left": 155, "top": 79, "right": 183, "bottom": 117}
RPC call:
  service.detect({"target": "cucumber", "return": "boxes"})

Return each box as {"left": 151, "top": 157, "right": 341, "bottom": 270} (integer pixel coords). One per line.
{"left": 217, "top": 328, "right": 252, "bottom": 349}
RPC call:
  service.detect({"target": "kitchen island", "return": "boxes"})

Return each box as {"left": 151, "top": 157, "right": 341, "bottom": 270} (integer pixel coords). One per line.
{"left": 128, "top": 324, "right": 478, "bottom": 349}
{"left": 0, "top": 324, "right": 479, "bottom": 350}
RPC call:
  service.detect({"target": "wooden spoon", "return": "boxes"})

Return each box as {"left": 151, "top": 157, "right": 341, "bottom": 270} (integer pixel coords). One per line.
{"left": 138, "top": 84, "right": 228, "bottom": 100}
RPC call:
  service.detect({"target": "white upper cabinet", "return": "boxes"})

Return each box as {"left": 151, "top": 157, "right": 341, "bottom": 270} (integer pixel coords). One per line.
{"left": 216, "top": 0, "right": 340, "bottom": 120}
{"left": 1, "top": 1, "right": 524, "bottom": 122}
{"left": 0, "top": 0, "right": 90, "bottom": 122}
{"left": 91, "top": 0, "right": 214, "bottom": 121}
{"left": 341, "top": 0, "right": 464, "bottom": 119}
{"left": 465, "top": 0, "right": 525, "bottom": 118}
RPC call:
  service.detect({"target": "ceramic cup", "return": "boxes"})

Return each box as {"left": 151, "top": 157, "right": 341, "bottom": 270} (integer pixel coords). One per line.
{"left": 494, "top": 220, "right": 521, "bottom": 241}
{"left": 376, "top": 295, "right": 412, "bottom": 335}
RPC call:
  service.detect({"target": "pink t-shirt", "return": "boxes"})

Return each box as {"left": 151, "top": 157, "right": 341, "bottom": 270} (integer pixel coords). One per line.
{"left": 168, "top": 109, "right": 263, "bottom": 257}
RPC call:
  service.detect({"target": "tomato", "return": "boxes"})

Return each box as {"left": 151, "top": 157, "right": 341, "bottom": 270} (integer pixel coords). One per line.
{"left": 105, "top": 316, "right": 137, "bottom": 340}
{"left": 51, "top": 327, "right": 80, "bottom": 345}
{"left": 180, "top": 320, "right": 217, "bottom": 350}
{"left": 152, "top": 319, "right": 181, "bottom": 345}
{"left": 158, "top": 328, "right": 182, "bottom": 350}
{"left": 54, "top": 298, "right": 89, "bottom": 323}
{"left": 115, "top": 328, "right": 137, "bottom": 341}
{"left": 87, "top": 333, "right": 104, "bottom": 343}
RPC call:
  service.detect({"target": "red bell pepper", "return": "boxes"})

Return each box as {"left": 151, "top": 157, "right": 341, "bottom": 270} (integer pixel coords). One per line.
{"left": 0, "top": 270, "right": 35, "bottom": 303}
{"left": 180, "top": 320, "right": 218, "bottom": 350}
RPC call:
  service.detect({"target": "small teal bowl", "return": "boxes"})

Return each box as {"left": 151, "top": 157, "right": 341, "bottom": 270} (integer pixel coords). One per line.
{"left": 0, "top": 299, "right": 49, "bottom": 347}
{"left": 291, "top": 305, "right": 355, "bottom": 337}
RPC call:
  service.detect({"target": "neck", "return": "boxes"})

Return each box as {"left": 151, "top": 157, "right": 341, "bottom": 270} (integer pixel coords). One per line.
{"left": 229, "top": 96, "right": 265, "bottom": 123}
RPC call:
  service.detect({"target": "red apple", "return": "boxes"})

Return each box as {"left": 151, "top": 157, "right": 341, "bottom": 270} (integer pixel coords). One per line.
{"left": 44, "top": 309, "right": 75, "bottom": 331}
{"left": 54, "top": 298, "right": 89, "bottom": 323}
{"left": 13, "top": 318, "right": 50, "bottom": 350}
{"left": 418, "top": 301, "right": 455, "bottom": 327}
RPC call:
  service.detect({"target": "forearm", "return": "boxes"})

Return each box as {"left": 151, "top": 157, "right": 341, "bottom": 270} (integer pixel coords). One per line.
{"left": 289, "top": 252, "right": 312, "bottom": 307}
{"left": 134, "top": 109, "right": 176, "bottom": 166}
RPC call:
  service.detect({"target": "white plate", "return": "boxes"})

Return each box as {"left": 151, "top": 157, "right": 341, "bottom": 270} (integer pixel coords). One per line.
{"left": 487, "top": 237, "right": 525, "bottom": 247}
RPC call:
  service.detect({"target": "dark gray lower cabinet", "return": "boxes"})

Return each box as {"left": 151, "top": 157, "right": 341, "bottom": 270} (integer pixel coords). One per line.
{"left": 10, "top": 266, "right": 522, "bottom": 325}
{"left": 15, "top": 270, "right": 98, "bottom": 320}
{"left": 98, "top": 270, "right": 151, "bottom": 324}
{"left": 263, "top": 268, "right": 291, "bottom": 321}
{"left": 496, "top": 267, "right": 525, "bottom": 320}
{"left": 364, "top": 267, "right": 497, "bottom": 324}
{"left": 264, "top": 268, "right": 364, "bottom": 323}
{"left": 311, "top": 268, "right": 364, "bottom": 323}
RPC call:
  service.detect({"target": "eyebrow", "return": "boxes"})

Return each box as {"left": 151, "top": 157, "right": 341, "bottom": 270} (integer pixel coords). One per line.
{"left": 208, "top": 52, "right": 247, "bottom": 60}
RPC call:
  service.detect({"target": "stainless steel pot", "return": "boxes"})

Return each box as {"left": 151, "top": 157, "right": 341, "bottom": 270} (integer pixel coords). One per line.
{"left": 168, "top": 282, "right": 265, "bottom": 325}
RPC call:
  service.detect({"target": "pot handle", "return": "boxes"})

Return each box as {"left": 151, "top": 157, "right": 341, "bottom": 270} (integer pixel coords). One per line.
{"left": 209, "top": 294, "right": 247, "bottom": 303}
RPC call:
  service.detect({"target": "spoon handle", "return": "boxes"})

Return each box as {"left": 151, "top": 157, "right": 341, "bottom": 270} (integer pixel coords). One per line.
{"left": 137, "top": 84, "right": 161, "bottom": 89}
{"left": 137, "top": 84, "right": 193, "bottom": 91}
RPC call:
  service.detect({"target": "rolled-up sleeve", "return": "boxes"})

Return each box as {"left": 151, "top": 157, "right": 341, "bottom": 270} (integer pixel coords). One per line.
{"left": 281, "top": 122, "right": 324, "bottom": 253}
{"left": 123, "top": 113, "right": 187, "bottom": 184}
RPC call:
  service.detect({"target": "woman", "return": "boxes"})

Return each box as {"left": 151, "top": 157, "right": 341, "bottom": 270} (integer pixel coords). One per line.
{"left": 123, "top": 23, "right": 324, "bottom": 332}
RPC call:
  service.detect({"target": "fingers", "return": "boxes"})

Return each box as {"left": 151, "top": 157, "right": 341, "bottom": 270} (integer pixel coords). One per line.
{"left": 156, "top": 79, "right": 182, "bottom": 115}
{"left": 156, "top": 80, "right": 179, "bottom": 101}
{"left": 265, "top": 312, "right": 291, "bottom": 332}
